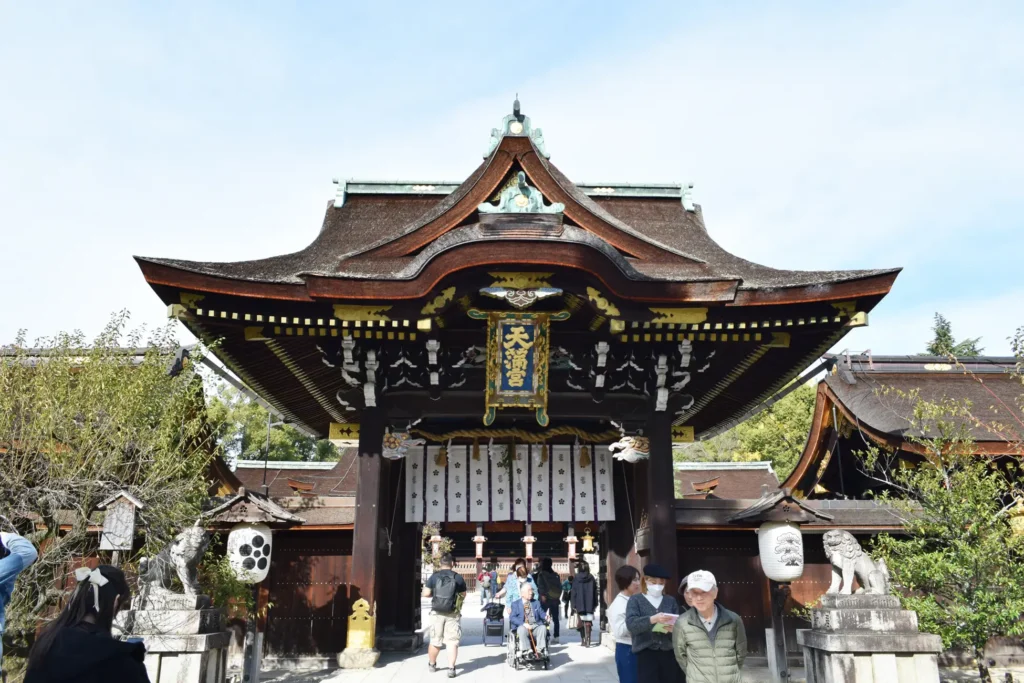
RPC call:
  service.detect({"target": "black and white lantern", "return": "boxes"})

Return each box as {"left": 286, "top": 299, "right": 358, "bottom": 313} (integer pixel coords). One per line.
{"left": 227, "top": 523, "right": 273, "bottom": 583}
{"left": 756, "top": 521, "right": 804, "bottom": 583}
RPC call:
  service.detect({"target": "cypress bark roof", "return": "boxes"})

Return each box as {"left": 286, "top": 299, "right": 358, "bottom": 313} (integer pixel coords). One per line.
{"left": 136, "top": 134, "right": 898, "bottom": 294}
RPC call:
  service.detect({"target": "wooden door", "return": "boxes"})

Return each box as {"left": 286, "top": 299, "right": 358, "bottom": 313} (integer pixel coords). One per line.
{"left": 264, "top": 531, "right": 353, "bottom": 656}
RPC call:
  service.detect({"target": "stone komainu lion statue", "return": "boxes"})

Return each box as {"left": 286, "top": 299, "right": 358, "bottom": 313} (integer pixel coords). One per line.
{"left": 822, "top": 529, "right": 890, "bottom": 595}
{"left": 138, "top": 525, "right": 210, "bottom": 598}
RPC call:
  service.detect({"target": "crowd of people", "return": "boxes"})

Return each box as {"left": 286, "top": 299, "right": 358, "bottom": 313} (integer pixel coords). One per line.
{"left": 3, "top": 531, "right": 745, "bottom": 683}
{"left": 467, "top": 555, "right": 746, "bottom": 682}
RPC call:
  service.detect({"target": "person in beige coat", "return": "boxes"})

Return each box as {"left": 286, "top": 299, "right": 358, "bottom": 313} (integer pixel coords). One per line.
{"left": 673, "top": 570, "right": 747, "bottom": 683}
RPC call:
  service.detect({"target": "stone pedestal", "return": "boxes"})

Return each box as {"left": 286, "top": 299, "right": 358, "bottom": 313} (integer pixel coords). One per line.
{"left": 797, "top": 594, "right": 942, "bottom": 683}
{"left": 117, "top": 595, "right": 232, "bottom": 683}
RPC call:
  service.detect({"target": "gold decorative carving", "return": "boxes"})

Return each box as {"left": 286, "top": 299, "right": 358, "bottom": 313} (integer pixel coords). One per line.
{"left": 831, "top": 301, "right": 857, "bottom": 317}
{"left": 421, "top": 287, "right": 456, "bottom": 315}
{"left": 845, "top": 312, "right": 868, "bottom": 328}
{"left": 609, "top": 319, "right": 626, "bottom": 334}
{"left": 179, "top": 292, "right": 205, "bottom": 309}
{"left": 671, "top": 426, "right": 695, "bottom": 443}
{"left": 346, "top": 598, "right": 375, "bottom": 650}
{"left": 586, "top": 287, "right": 620, "bottom": 316}
{"left": 244, "top": 326, "right": 269, "bottom": 341}
{"left": 768, "top": 332, "right": 791, "bottom": 348}
{"left": 648, "top": 307, "right": 708, "bottom": 324}
{"left": 329, "top": 422, "right": 360, "bottom": 441}
{"left": 417, "top": 319, "right": 432, "bottom": 331}
{"left": 333, "top": 305, "right": 392, "bottom": 322}
{"left": 167, "top": 304, "right": 187, "bottom": 319}
{"left": 412, "top": 425, "right": 620, "bottom": 444}
{"left": 489, "top": 272, "right": 554, "bottom": 289}
{"left": 579, "top": 444, "right": 591, "bottom": 468}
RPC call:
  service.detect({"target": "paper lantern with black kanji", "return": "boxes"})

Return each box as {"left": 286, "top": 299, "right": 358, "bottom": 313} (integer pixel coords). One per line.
{"left": 227, "top": 523, "right": 273, "bottom": 583}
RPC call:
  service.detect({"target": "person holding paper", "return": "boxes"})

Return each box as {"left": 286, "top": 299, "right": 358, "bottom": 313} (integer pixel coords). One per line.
{"left": 673, "top": 570, "right": 746, "bottom": 682}
{"left": 625, "top": 563, "right": 684, "bottom": 682}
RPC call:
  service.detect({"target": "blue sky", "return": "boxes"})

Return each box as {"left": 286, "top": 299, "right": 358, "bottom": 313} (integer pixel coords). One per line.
{"left": 1, "top": 1, "right": 1021, "bottom": 354}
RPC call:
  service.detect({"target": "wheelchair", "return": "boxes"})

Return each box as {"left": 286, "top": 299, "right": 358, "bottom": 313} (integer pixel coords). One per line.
{"left": 506, "top": 623, "right": 551, "bottom": 670}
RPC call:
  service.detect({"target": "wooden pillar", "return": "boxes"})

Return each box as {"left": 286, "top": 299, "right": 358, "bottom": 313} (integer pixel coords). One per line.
{"left": 338, "top": 408, "right": 386, "bottom": 668}
{"left": 604, "top": 461, "right": 637, "bottom": 606}
{"left": 646, "top": 411, "right": 678, "bottom": 590}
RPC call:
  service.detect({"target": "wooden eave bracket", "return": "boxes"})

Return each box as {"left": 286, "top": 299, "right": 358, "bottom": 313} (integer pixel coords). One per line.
{"left": 727, "top": 487, "right": 834, "bottom": 524}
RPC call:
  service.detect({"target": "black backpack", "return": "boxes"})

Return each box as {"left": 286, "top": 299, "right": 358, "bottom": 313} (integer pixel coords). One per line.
{"left": 431, "top": 570, "right": 458, "bottom": 613}
{"left": 538, "top": 571, "right": 561, "bottom": 603}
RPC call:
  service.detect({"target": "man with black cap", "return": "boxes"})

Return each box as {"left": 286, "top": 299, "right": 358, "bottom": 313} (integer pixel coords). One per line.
{"left": 625, "top": 563, "right": 684, "bottom": 682}
{"left": 673, "top": 570, "right": 746, "bottom": 682}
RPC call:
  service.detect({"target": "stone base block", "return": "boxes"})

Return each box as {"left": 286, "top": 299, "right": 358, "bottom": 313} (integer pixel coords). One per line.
{"left": 819, "top": 594, "right": 902, "bottom": 610}
{"left": 801, "top": 648, "right": 939, "bottom": 683}
{"left": 798, "top": 629, "right": 942, "bottom": 654}
{"left": 117, "top": 609, "right": 223, "bottom": 635}
{"left": 128, "top": 632, "right": 231, "bottom": 683}
{"left": 810, "top": 608, "right": 919, "bottom": 633}
{"left": 337, "top": 647, "right": 380, "bottom": 669}
{"left": 136, "top": 594, "right": 213, "bottom": 610}
{"left": 136, "top": 632, "right": 232, "bottom": 653}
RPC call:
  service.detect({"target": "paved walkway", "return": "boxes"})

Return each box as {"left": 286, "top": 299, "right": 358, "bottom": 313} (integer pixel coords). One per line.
{"left": 259, "top": 595, "right": 1024, "bottom": 683}
{"left": 260, "top": 595, "right": 808, "bottom": 683}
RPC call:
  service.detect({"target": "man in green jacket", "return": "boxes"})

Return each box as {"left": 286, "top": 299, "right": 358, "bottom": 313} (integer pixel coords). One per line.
{"left": 673, "top": 570, "right": 747, "bottom": 683}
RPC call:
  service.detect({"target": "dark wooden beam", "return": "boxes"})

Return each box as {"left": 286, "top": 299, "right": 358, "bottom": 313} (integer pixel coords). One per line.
{"left": 384, "top": 390, "right": 650, "bottom": 421}
{"left": 646, "top": 410, "right": 678, "bottom": 591}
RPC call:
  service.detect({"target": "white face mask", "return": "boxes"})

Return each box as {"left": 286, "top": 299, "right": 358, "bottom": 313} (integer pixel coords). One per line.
{"left": 647, "top": 584, "right": 664, "bottom": 598}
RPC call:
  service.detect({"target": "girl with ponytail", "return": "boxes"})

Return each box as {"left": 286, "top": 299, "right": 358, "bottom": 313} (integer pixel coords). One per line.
{"left": 25, "top": 565, "right": 149, "bottom": 683}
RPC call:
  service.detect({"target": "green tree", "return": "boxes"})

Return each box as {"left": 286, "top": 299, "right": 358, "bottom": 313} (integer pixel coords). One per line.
{"left": 0, "top": 315, "right": 216, "bottom": 675}
{"left": 204, "top": 380, "right": 338, "bottom": 462}
{"left": 924, "top": 312, "right": 983, "bottom": 357}
{"left": 860, "top": 337, "right": 1024, "bottom": 682}
{"left": 674, "top": 383, "right": 817, "bottom": 480}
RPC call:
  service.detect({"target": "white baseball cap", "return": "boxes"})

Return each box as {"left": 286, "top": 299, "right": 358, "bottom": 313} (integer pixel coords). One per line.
{"left": 686, "top": 570, "right": 717, "bottom": 593}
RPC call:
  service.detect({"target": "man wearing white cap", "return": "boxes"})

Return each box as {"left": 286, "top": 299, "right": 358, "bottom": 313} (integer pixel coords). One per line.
{"left": 673, "top": 570, "right": 747, "bottom": 683}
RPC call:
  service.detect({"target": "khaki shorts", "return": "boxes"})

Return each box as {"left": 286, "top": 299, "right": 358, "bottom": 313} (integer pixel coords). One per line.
{"left": 430, "top": 612, "right": 462, "bottom": 646}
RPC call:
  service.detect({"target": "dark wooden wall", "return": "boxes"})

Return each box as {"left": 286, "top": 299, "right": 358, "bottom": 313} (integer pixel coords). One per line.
{"left": 264, "top": 531, "right": 353, "bottom": 656}
{"left": 678, "top": 531, "right": 767, "bottom": 655}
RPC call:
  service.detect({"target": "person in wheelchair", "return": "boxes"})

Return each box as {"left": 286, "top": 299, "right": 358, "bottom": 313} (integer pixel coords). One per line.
{"left": 508, "top": 583, "right": 550, "bottom": 659}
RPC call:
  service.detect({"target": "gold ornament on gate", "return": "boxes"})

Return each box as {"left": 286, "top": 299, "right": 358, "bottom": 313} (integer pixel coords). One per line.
{"left": 581, "top": 527, "right": 595, "bottom": 553}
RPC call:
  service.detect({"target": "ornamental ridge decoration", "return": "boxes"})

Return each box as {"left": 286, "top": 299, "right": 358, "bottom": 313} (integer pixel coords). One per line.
{"left": 484, "top": 97, "right": 550, "bottom": 159}
{"left": 478, "top": 171, "right": 564, "bottom": 215}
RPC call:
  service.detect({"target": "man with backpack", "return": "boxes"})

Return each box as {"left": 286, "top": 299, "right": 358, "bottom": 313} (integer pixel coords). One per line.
{"left": 422, "top": 553, "right": 467, "bottom": 678}
{"left": 533, "top": 557, "right": 563, "bottom": 644}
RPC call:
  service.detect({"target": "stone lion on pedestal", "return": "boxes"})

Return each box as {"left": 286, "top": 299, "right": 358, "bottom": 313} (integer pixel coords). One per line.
{"left": 137, "top": 525, "right": 210, "bottom": 600}
{"left": 822, "top": 529, "right": 890, "bottom": 595}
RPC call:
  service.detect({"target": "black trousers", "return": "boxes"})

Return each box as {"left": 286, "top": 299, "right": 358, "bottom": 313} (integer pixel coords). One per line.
{"left": 635, "top": 648, "right": 685, "bottom": 683}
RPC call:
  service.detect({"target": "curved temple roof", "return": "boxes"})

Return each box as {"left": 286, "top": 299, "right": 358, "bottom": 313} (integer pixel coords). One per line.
{"left": 136, "top": 109, "right": 899, "bottom": 306}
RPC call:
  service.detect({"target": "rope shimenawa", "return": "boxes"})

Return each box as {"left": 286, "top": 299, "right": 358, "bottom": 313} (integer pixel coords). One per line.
{"left": 409, "top": 425, "right": 621, "bottom": 444}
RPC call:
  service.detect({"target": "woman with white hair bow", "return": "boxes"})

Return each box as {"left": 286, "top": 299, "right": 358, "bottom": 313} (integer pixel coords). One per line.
{"left": 25, "top": 565, "right": 150, "bottom": 683}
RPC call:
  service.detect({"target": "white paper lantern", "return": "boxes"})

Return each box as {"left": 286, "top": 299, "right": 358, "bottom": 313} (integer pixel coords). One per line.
{"left": 757, "top": 521, "right": 804, "bottom": 582}
{"left": 227, "top": 523, "right": 273, "bottom": 583}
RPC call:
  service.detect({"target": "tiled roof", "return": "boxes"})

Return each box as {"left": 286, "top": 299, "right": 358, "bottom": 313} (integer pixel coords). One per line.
{"left": 233, "top": 449, "right": 357, "bottom": 497}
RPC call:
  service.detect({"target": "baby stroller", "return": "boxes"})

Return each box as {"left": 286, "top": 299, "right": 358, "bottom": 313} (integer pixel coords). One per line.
{"left": 482, "top": 599, "right": 505, "bottom": 646}
{"left": 506, "top": 622, "right": 551, "bottom": 671}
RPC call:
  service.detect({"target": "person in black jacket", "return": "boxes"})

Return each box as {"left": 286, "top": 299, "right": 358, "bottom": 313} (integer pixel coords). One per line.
{"left": 25, "top": 565, "right": 149, "bottom": 683}
{"left": 569, "top": 560, "right": 599, "bottom": 647}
